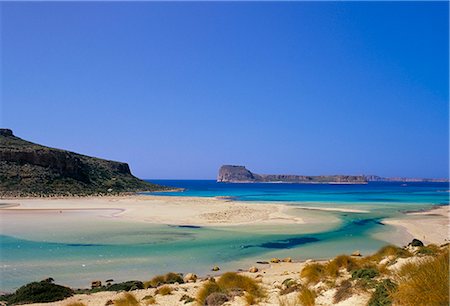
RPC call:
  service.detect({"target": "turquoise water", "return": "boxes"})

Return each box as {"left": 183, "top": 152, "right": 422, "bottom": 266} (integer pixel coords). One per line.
{"left": 0, "top": 181, "right": 448, "bottom": 291}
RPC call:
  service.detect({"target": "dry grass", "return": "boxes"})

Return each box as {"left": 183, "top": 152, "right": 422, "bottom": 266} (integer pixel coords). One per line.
{"left": 297, "top": 287, "right": 316, "bottom": 306}
{"left": 300, "top": 262, "right": 325, "bottom": 284}
{"left": 196, "top": 272, "right": 265, "bottom": 305}
{"left": 333, "top": 279, "right": 353, "bottom": 303}
{"left": 417, "top": 244, "right": 441, "bottom": 255}
{"left": 142, "top": 295, "right": 156, "bottom": 305}
{"left": 216, "top": 272, "right": 265, "bottom": 299}
{"left": 278, "top": 295, "right": 298, "bottom": 306}
{"left": 391, "top": 249, "right": 449, "bottom": 306}
{"left": 371, "top": 245, "right": 411, "bottom": 260}
{"left": 113, "top": 293, "right": 140, "bottom": 306}
{"left": 155, "top": 285, "right": 172, "bottom": 296}
{"left": 65, "top": 303, "right": 87, "bottom": 306}
{"left": 144, "top": 272, "right": 183, "bottom": 288}
{"left": 196, "top": 281, "right": 223, "bottom": 305}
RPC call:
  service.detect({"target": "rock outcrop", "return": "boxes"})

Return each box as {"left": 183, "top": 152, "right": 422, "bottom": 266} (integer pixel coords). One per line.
{"left": 0, "top": 129, "right": 168, "bottom": 197}
{"left": 217, "top": 165, "right": 367, "bottom": 184}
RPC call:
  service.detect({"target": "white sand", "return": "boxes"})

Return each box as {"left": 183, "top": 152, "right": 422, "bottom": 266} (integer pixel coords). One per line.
{"left": 383, "top": 206, "right": 450, "bottom": 245}
{"left": 0, "top": 195, "right": 364, "bottom": 227}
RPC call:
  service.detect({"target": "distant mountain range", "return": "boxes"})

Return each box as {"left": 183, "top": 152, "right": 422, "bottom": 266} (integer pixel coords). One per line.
{"left": 0, "top": 129, "right": 169, "bottom": 197}
{"left": 217, "top": 165, "right": 449, "bottom": 184}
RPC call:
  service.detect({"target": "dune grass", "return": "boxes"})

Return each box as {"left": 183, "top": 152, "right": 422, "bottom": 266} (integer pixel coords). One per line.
{"left": 196, "top": 272, "right": 265, "bottom": 305}
{"left": 144, "top": 272, "right": 184, "bottom": 288}
{"left": 391, "top": 249, "right": 449, "bottom": 306}
{"left": 113, "top": 293, "right": 140, "bottom": 306}
{"left": 196, "top": 281, "right": 223, "bottom": 305}
{"left": 297, "top": 287, "right": 316, "bottom": 306}
{"left": 333, "top": 279, "right": 352, "bottom": 303}
{"left": 155, "top": 285, "right": 172, "bottom": 296}
{"left": 300, "top": 262, "right": 326, "bottom": 284}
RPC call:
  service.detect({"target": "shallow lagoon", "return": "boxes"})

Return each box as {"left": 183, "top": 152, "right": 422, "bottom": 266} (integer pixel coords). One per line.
{"left": 1, "top": 181, "right": 448, "bottom": 291}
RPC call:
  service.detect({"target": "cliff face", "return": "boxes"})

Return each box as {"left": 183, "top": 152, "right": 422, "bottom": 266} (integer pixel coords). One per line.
{"left": 217, "top": 165, "right": 367, "bottom": 184}
{"left": 0, "top": 129, "right": 167, "bottom": 197}
{"left": 217, "top": 165, "right": 261, "bottom": 182}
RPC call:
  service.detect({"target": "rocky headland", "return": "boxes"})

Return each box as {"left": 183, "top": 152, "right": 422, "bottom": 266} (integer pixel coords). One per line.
{"left": 0, "top": 129, "right": 169, "bottom": 197}
{"left": 217, "top": 165, "right": 368, "bottom": 184}
{"left": 217, "top": 165, "right": 449, "bottom": 184}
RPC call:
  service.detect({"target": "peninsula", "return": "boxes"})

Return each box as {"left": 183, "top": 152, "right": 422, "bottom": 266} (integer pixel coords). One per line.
{"left": 0, "top": 129, "right": 168, "bottom": 197}
{"left": 217, "top": 165, "right": 368, "bottom": 184}
{"left": 217, "top": 165, "right": 449, "bottom": 184}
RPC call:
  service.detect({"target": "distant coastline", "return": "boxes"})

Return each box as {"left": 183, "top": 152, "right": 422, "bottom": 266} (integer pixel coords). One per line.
{"left": 217, "top": 165, "right": 449, "bottom": 184}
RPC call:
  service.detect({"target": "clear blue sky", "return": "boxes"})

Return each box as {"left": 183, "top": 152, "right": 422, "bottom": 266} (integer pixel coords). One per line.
{"left": 1, "top": 2, "right": 448, "bottom": 179}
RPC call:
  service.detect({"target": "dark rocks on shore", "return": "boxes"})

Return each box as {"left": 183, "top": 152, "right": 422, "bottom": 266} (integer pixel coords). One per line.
{"left": 409, "top": 239, "right": 424, "bottom": 247}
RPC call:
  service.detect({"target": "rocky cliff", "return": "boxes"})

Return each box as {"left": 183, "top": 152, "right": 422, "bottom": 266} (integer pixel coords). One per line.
{"left": 0, "top": 129, "right": 168, "bottom": 197}
{"left": 217, "top": 165, "right": 367, "bottom": 184}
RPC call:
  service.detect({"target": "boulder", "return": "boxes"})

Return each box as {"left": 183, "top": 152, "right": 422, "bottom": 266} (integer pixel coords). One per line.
{"left": 409, "top": 239, "right": 424, "bottom": 247}
{"left": 351, "top": 250, "right": 362, "bottom": 257}
{"left": 248, "top": 266, "right": 258, "bottom": 273}
{"left": 205, "top": 292, "right": 229, "bottom": 306}
{"left": 183, "top": 273, "right": 197, "bottom": 283}
{"left": 282, "top": 257, "right": 292, "bottom": 262}
{"left": 211, "top": 266, "right": 220, "bottom": 272}
{"left": 270, "top": 258, "right": 280, "bottom": 263}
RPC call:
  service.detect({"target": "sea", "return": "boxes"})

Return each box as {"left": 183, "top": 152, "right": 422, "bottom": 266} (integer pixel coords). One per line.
{"left": 0, "top": 180, "right": 448, "bottom": 291}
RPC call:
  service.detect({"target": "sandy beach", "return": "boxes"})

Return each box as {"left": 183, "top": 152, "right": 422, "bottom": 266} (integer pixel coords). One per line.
{"left": 383, "top": 205, "right": 449, "bottom": 245}
{"left": 25, "top": 260, "right": 370, "bottom": 306}
{"left": 0, "top": 195, "right": 356, "bottom": 227}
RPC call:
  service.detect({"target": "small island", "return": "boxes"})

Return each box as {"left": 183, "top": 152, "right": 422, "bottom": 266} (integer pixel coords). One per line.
{"left": 217, "top": 165, "right": 449, "bottom": 184}
{"left": 217, "top": 165, "right": 368, "bottom": 184}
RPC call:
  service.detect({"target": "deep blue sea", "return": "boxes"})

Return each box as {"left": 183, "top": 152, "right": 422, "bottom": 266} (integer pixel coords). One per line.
{"left": 1, "top": 181, "right": 448, "bottom": 291}
{"left": 150, "top": 180, "right": 449, "bottom": 205}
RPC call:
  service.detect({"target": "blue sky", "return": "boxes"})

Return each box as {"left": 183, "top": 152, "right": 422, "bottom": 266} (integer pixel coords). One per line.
{"left": 1, "top": 2, "right": 448, "bottom": 179}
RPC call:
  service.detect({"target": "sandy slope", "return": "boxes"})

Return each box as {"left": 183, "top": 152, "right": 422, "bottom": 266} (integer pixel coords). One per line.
{"left": 383, "top": 205, "right": 449, "bottom": 245}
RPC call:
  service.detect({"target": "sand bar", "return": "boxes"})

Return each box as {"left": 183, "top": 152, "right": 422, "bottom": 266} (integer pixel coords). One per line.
{"left": 0, "top": 195, "right": 305, "bottom": 227}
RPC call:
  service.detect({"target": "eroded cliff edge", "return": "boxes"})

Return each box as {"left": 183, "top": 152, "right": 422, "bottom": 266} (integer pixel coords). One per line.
{"left": 0, "top": 129, "right": 169, "bottom": 197}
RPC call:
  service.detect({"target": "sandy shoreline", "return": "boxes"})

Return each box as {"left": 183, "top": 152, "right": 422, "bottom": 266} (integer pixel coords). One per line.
{"left": 0, "top": 195, "right": 302, "bottom": 227}
{"left": 0, "top": 195, "right": 366, "bottom": 227}
{"left": 1, "top": 195, "right": 447, "bottom": 241}
{"left": 383, "top": 205, "right": 449, "bottom": 245}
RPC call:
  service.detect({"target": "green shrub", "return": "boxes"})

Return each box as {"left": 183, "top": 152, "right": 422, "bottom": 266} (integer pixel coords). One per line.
{"left": 417, "top": 244, "right": 440, "bottom": 256}
{"left": 106, "top": 281, "right": 143, "bottom": 291}
{"left": 351, "top": 268, "right": 379, "bottom": 280}
{"left": 367, "top": 279, "right": 397, "bottom": 306}
{"left": 6, "top": 280, "right": 73, "bottom": 304}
